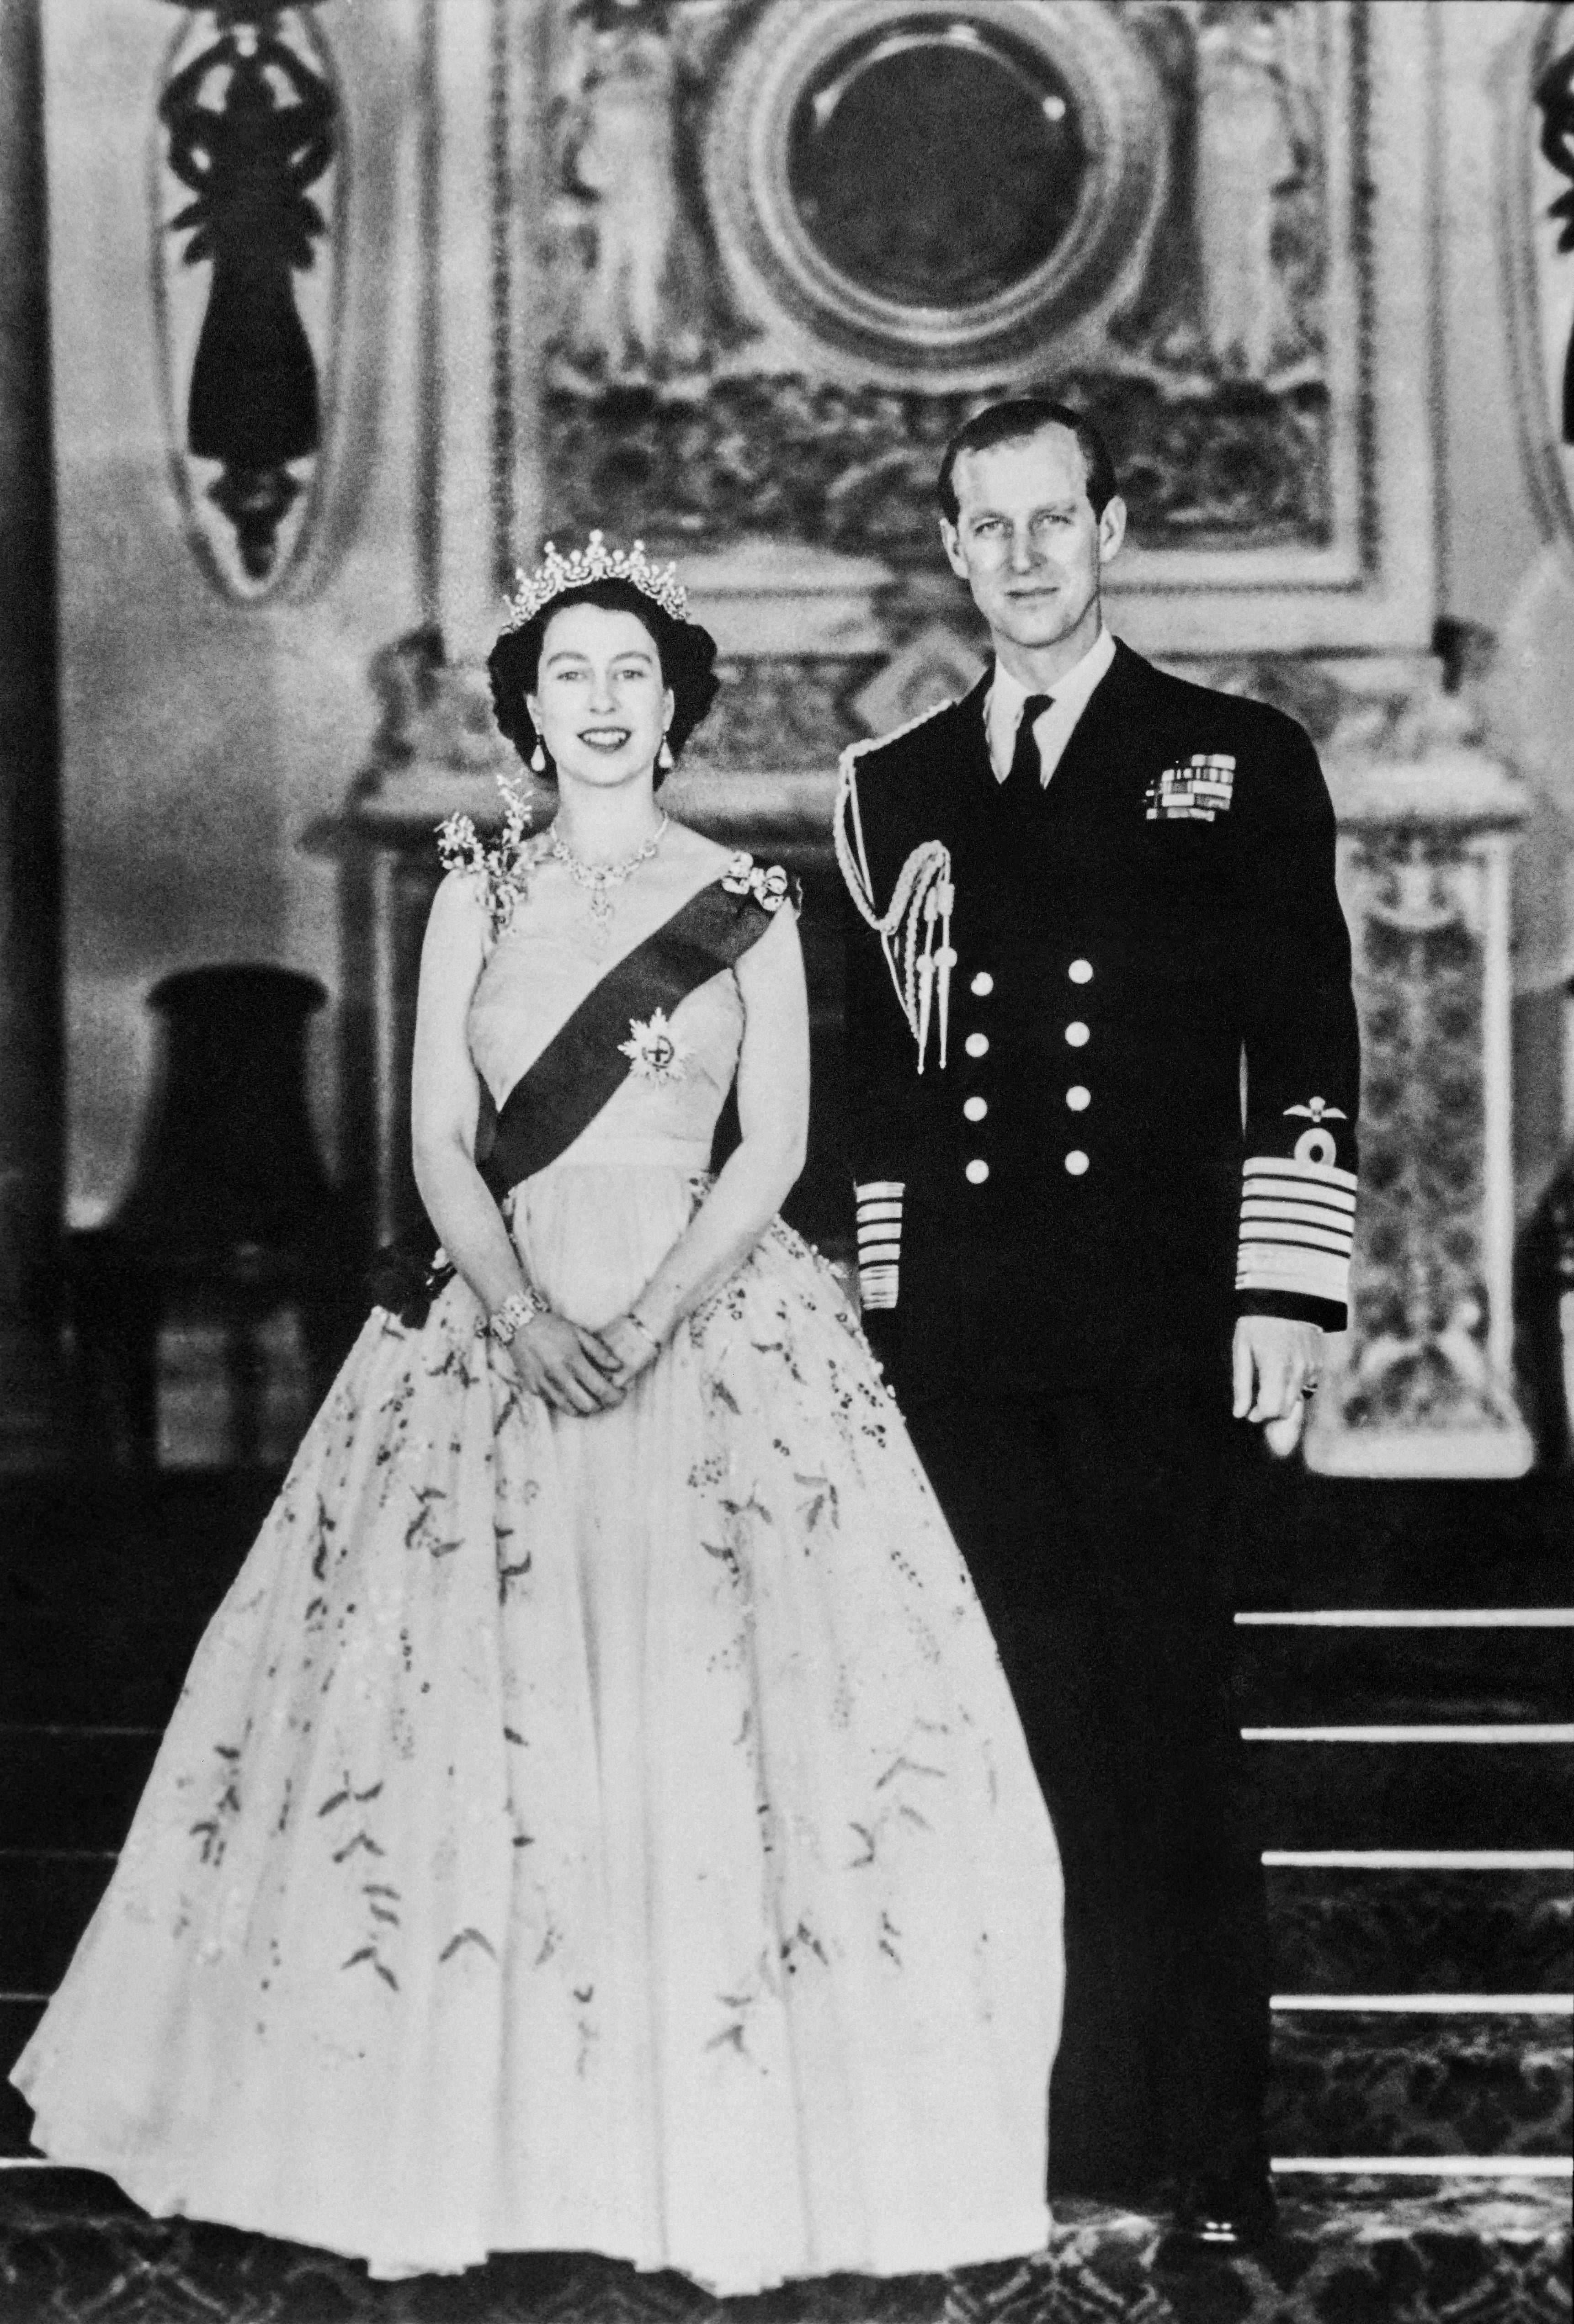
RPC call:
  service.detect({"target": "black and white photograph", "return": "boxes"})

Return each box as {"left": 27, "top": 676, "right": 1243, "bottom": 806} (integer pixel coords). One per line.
{"left": 0, "top": 3, "right": 1569, "bottom": 2319}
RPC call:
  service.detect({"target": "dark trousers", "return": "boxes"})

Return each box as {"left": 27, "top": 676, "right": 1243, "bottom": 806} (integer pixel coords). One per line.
{"left": 897, "top": 1350, "right": 1271, "bottom": 2199}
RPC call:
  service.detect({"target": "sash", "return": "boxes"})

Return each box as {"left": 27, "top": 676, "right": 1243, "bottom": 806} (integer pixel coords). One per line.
{"left": 366, "top": 872, "right": 786, "bottom": 1325}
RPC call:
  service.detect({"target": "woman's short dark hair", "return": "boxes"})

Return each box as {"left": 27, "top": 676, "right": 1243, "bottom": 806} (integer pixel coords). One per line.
{"left": 486, "top": 576, "right": 720, "bottom": 788}
{"left": 936, "top": 398, "right": 1118, "bottom": 524}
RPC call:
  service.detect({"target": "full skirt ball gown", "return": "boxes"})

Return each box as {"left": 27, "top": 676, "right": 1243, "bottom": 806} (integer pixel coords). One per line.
{"left": 14, "top": 855, "right": 1064, "bottom": 2294}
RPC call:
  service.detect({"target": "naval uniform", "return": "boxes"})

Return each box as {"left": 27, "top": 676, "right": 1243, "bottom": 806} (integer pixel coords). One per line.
{"left": 836, "top": 633, "right": 1360, "bottom": 2198}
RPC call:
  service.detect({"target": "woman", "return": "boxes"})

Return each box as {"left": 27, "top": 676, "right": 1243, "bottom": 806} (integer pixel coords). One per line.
{"left": 13, "top": 537, "right": 1062, "bottom": 2294}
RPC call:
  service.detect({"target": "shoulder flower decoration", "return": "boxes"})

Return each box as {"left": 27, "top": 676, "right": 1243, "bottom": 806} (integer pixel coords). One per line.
{"left": 619, "top": 1009, "right": 691, "bottom": 1086}
{"left": 722, "top": 852, "right": 792, "bottom": 912}
{"left": 436, "top": 772, "right": 542, "bottom": 937}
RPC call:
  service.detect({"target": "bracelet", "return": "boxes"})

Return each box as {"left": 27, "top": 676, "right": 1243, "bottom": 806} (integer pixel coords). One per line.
{"left": 477, "top": 1286, "right": 549, "bottom": 1346}
{"left": 625, "top": 1311, "right": 662, "bottom": 1353}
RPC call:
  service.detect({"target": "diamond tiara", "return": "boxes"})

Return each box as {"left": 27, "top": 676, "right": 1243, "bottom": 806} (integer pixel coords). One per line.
{"left": 502, "top": 531, "right": 688, "bottom": 630}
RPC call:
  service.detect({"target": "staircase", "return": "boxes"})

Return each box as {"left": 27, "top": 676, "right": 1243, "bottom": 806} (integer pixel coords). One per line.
{"left": 0, "top": 1463, "right": 1569, "bottom": 2323}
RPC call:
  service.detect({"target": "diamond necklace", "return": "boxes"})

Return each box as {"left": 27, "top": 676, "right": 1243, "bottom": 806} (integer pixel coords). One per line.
{"left": 549, "top": 812, "right": 670, "bottom": 938}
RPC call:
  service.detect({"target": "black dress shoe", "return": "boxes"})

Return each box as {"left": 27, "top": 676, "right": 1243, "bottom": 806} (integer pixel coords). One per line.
{"left": 1156, "top": 2170, "right": 1278, "bottom": 2260}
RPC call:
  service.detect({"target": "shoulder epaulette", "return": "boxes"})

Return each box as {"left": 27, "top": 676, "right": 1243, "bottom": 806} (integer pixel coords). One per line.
{"left": 833, "top": 695, "right": 960, "bottom": 1077}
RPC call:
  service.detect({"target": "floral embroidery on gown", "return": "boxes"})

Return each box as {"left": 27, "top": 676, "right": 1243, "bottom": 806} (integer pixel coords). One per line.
{"left": 12, "top": 856, "right": 1064, "bottom": 2294}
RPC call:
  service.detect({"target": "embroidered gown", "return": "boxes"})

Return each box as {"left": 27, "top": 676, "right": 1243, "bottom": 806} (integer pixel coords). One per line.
{"left": 13, "top": 851, "right": 1063, "bottom": 2294}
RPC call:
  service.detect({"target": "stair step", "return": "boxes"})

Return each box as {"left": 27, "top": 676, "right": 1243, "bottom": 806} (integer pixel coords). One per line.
{"left": 0, "top": 1733, "right": 160, "bottom": 1854}
{"left": 1266, "top": 2007, "right": 1572, "bottom": 2160}
{"left": 1235, "top": 1623, "right": 1572, "bottom": 1726}
{"left": 1267, "top": 1863, "right": 1573, "bottom": 1993}
{"left": 0, "top": 1999, "right": 42, "bottom": 2156}
{"left": 1, "top": 1617, "right": 219, "bottom": 1730}
{"left": 0, "top": 2165, "right": 1567, "bottom": 2320}
{"left": 1246, "top": 1739, "right": 1574, "bottom": 1849}
{"left": 0, "top": 1855, "right": 114, "bottom": 1992}
{"left": 1235, "top": 1472, "right": 1574, "bottom": 1609}
{"left": 0, "top": 1472, "right": 280, "bottom": 1588}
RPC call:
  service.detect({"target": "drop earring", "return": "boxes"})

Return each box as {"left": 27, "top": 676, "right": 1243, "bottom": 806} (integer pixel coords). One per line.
{"left": 658, "top": 733, "right": 674, "bottom": 770}
{"left": 529, "top": 740, "right": 546, "bottom": 773}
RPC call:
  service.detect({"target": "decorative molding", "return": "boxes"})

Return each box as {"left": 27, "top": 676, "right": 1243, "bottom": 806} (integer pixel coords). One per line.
{"left": 488, "top": 0, "right": 516, "bottom": 594}
{"left": 1500, "top": 0, "right": 1574, "bottom": 561}
{"left": 428, "top": 0, "right": 519, "bottom": 659}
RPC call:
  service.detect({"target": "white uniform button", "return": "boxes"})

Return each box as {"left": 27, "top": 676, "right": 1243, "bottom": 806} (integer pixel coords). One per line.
{"left": 970, "top": 971, "right": 994, "bottom": 997}
{"left": 1068, "top": 958, "right": 1093, "bottom": 984}
{"left": 1064, "top": 1150, "right": 1090, "bottom": 1176}
{"left": 1066, "top": 1085, "right": 1091, "bottom": 1111}
{"left": 1064, "top": 1021, "right": 1090, "bottom": 1047}
{"left": 965, "top": 1031, "right": 989, "bottom": 1058}
{"left": 965, "top": 1158, "right": 990, "bottom": 1185}
{"left": 963, "top": 1096, "right": 988, "bottom": 1122}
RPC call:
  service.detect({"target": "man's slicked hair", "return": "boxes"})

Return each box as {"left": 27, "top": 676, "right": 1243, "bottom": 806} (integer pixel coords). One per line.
{"left": 936, "top": 397, "right": 1118, "bottom": 525}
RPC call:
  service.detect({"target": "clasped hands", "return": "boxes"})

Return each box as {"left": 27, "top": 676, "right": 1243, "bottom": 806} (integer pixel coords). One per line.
{"left": 505, "top": 1309, "right": 662, "bottom": 1417}
{"left": 1233, "top": 1314, "right": 1324, "bottom": 1458}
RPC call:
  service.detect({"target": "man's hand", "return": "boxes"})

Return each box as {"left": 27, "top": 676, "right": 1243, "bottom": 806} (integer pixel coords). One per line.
{"left": 1232, "top": 1315, "right": 1324, "bottom": 1457}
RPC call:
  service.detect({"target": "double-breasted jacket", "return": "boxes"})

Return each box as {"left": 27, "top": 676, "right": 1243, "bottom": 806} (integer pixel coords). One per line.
{"left": 837, "top": 640, "right": 1361, "bottom": 1397}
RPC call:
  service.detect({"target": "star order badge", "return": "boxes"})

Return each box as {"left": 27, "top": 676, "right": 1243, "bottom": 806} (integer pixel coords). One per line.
{"left": 619, "top": 1009, "right": 691, "bottom": 1085}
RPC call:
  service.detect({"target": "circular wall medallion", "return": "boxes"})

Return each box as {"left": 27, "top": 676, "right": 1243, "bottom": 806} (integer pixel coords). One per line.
{"left": 705, "top": 0, "right": 1169, "bottom": 390}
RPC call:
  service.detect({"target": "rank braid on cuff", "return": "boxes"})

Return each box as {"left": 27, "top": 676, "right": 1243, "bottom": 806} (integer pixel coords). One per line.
{"left": 835, "top": 723, "right": 957, "bottom": 1075}
{"left": 1235, "top": 1153, "right": 1356, "bottom": 1316}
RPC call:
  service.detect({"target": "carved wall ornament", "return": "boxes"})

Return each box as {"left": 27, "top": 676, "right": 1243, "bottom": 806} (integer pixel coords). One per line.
{"left": 366, "top": 631, "right": 510, "bottom": 776}
{"left": 702, "top": 0, "right": 1170, "bottom": 392}
{"left": 543, "top": 0, "right": 750, "bottom": 396}
{"left": 683, "top": 656, "right": 870, "bottom": 769}
{"left": 542, "top": 362, "right": 1334, "bottom": 562}
{"left": 151, "top": 2, "right": 343, "bottom": 599}
{"left": 1502, "top": 0, "right": 1574, "bottom": 557}
{"left": 537, "top": 0, "right": 1374, "bottom": 592}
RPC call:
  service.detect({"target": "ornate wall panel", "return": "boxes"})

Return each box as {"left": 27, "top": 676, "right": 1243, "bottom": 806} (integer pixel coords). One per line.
{"left": 1308, "top": 729, "right": 1534, "bottom": 1478}
{"left": 525, "top": 0, "right": 1434, "bottom": 656}
{"left": 150, "top": 2, "right": 345, "bottom": 601}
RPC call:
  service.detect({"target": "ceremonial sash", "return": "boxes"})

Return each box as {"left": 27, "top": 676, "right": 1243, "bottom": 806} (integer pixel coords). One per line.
{"left": 366, "top": 872, "right": 785, "bottom": 1325}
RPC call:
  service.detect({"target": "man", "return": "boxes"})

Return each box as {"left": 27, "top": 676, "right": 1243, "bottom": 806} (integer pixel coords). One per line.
{"left": 836, "top": 398, "right": 1359, "bottom": 2247}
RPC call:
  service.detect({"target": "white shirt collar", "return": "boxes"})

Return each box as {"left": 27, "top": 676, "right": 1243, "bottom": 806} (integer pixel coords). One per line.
{"left": 986, "top": 625, "right": 1116, "bottom": 784}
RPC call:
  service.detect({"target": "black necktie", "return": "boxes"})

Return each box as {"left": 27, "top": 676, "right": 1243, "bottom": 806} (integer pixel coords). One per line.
{"left": 1006, "top": 695, "right": 1053, "bottom": 789}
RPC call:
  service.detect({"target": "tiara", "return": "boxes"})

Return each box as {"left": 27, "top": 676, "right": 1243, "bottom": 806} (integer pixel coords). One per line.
{"left": 502, "top": 530, "right": 688, "bottom": 630}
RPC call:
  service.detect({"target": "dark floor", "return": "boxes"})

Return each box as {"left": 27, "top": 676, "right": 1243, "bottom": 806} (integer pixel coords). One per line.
{"left": 0, "top": 1464, "right": 1569, "bottom": 2320}
{"left": 0, "top": 2171, "right": 1567, "bottom": 2324}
